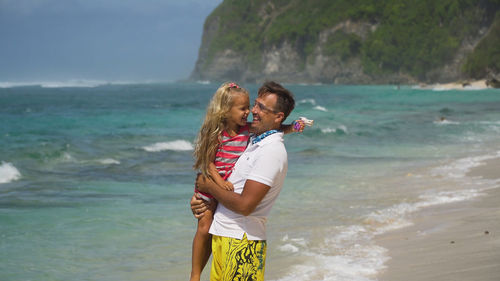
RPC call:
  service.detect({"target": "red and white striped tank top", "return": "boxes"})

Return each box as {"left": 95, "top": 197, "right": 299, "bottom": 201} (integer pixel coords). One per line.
{"left": 214, "top": 124, "right": 251, "bottom": 180}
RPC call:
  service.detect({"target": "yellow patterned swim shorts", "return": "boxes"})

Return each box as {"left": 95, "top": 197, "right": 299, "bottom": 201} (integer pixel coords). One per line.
{"left": 210, "top": 234, "right": 267, "bottom": 281}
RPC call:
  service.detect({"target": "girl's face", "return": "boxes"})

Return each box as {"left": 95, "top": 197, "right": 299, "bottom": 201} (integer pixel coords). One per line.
{"left": 226, "top": 93, "right": 250, "bottom": 130}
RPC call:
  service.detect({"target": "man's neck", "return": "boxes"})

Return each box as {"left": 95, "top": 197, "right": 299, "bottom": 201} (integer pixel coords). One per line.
{"left": 252, "top": 129, "right": 280, "bottom": 144}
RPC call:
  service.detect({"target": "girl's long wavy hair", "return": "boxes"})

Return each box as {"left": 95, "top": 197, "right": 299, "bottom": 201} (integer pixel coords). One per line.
{"left": 193, "top": 82, "right": 249, "bottom": 177}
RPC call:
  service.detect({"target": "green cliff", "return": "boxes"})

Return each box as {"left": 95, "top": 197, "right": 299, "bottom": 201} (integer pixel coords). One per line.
{"left": 191, "top": 0, "right": 500, "bottom": 84}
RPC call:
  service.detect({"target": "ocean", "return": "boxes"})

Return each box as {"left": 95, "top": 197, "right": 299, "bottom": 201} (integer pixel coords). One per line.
{"left": 1, "top": 82, "right": 499, "bottom": 280}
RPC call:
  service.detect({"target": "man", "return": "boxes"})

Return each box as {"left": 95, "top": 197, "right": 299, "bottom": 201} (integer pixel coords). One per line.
{"left": 191, "top": 81, "right": 296, "bottom": 281}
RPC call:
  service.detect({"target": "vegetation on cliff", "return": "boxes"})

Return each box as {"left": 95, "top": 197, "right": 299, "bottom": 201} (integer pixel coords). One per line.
{"left": 197, "top": 0, "right": 500, "bottom": 82}
{"left": 463, "top": 10, "right": 500, "bottom": 78}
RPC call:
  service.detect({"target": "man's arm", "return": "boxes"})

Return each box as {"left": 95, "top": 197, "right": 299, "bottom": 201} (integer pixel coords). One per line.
{"left": 196, "top": 175, "right": 270, "bottom": 216}
{"left": 247, "top": 119, "right": 304, "bottom": 134}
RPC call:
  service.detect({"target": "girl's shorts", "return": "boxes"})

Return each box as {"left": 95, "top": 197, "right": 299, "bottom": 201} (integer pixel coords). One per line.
{"left": 194, "top": 188, "right": 213, "bottom": 201}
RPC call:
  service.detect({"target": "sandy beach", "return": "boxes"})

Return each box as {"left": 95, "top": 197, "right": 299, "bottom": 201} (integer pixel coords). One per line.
{"left": 420, "top": 79, "right": 493, "bottom": 90}
{"left": 375, "top": 158, "right": 500, "bottom": 281}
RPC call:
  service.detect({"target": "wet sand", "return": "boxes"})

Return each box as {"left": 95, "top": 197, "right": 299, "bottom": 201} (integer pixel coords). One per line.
{"left": 375, "top": 158, "right": 500, "bottom": 281}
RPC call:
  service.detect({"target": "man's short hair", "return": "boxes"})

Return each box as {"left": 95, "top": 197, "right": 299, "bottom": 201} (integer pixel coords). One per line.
{"left": 258, "top": 81, "right": 295, "bottom": 121}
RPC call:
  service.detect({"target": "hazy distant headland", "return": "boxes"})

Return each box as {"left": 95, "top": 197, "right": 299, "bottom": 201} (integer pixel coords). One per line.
{"left": 190, "top": 0, "right": 500, "bottom": 85}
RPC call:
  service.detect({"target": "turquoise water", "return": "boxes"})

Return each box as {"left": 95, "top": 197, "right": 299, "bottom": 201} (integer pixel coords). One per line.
{"left": 1, "top": 83, "right": 500, "bottom": 280}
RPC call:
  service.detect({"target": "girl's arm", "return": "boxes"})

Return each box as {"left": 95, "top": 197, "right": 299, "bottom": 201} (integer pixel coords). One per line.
{"left": 246, "top": 119, "right": 305, "bottom": 135}
{"left": 282, "top": 117, "right": 313, "bottom": 134}
{"left": 208, "top": 162, "right": 234, "bottom": 191}
{"left": 280, "top": 119, "right": 305, "bottom": 134}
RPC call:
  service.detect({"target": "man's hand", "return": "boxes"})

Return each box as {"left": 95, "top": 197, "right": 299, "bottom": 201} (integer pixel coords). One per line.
{"left": 190, "top": 193, "right": 214, "bottom": 219}
{"left": 195, "top": 173, "right": 211, "bottom": 193}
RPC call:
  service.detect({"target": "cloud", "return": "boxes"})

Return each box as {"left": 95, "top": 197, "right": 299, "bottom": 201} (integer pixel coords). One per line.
{"left": 1, "top": 0, "right": 221, "bottom": 16}
{"left": 0, "top": 0, "right": 51, "bottom": 15}
{"left": 0, "top": 0, "right": 223, "bottom": 82}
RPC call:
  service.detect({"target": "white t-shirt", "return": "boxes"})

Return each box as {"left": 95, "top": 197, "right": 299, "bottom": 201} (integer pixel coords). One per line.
{"left": 209, "top": 132, "right": 288, "bottom": 240}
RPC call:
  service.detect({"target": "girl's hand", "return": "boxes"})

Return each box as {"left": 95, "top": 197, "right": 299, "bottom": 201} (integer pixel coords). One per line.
{"left": 222, "top": 181, "right": 234, "bottom": 191}
{"left": 293, "top": 117, "right": 314, "bottom": 133}
{"left": 292, "top": 119, "right": 305, "bottom": 132}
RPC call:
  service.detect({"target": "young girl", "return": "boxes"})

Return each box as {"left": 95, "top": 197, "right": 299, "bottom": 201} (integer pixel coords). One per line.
{"left": 190, "top": 82, "right": 304, "bottom": 281}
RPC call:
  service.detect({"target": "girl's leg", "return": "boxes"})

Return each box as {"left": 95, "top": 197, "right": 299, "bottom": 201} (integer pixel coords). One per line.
{"left": 190, "top": 208, "right": 214, "bottom": 281}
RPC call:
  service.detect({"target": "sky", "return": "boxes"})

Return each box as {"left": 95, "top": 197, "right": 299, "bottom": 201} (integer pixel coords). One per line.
{"left": 0, "top": 0, "right": 223, "bottom": 83}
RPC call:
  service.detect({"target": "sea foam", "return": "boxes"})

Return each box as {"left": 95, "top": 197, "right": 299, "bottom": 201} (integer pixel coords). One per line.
{"left": 363, "top": 152, "right": 500, "bottom": 235}
{"left": 321, "top": 125, "right": 348, "bottom": 134}
{"left": 97, "top": 158, "right": 121, "bottom": 165}
{"left": 0, "top": 162, "right": 21, "bottom": 184}
{"left": 314, "top": 105, "right": 328, "bottom": 112}
{"left": 364, "top": 188, "right": 483, "bottom": 235}
{"left": 298, "top": 98, "right": 317, "bottom": 106}
{"left": 0, "top": 80, "right": 106, "bottom": 88}
{"left": 431, "top": 151, "right": 500, "bottom": 179}
{"left": 297, "top": 99, "right": 328, "bottom": 112}
{"left": 142, "top": 140, "right": 194, "bottom": 152}
{"left": 276, "top": 226, "right": 389, "bottom": 281}
{"left": 0, "top": 80, "right": 143, "bottom": 88}
{"left": 433, "top": 119, "right": 460, "bottom": 125}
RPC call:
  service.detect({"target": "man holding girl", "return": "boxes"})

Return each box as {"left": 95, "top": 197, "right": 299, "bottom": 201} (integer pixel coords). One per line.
{"left": 191, "top": 81, "right": 300, "bottom": 281}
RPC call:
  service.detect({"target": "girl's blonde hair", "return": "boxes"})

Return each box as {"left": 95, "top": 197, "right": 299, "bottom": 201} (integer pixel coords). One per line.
{"left": 193, "top": 82, "right": 249, "bottom": 177}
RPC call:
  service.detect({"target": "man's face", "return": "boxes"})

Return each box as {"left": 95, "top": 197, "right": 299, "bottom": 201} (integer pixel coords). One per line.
{"left": 250, "top": 93, "right": 282, "bottom": 135}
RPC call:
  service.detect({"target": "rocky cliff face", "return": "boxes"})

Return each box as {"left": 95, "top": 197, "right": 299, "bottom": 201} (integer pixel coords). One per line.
{"left": 190, "top": 2, "right": 498, "bottom": 84}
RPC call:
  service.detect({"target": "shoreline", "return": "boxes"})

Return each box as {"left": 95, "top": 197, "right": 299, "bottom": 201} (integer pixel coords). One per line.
{"left": 375, "top": 158, "right": 500, "bottom": 281}
{"left": 418, "top": 79, "right": 495, "bottom": 90}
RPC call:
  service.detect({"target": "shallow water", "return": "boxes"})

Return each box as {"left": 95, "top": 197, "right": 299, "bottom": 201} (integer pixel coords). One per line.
{"left": 1, "top": 82, "right": 499, "bottom": 280}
